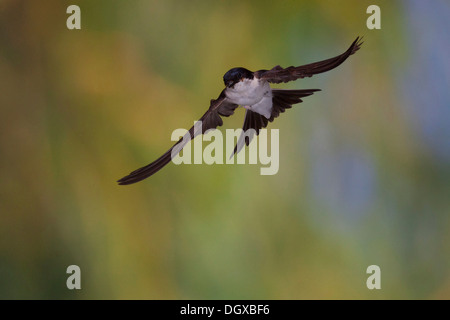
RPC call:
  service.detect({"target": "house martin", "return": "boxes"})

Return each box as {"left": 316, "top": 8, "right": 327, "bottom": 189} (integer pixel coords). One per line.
{"left": 118, "top": 37, "right": 363, "bottom": 185}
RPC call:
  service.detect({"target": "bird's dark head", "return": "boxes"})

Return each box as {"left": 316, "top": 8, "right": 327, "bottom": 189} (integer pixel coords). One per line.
{"left": 223, "top": 67, "right": 254, "bottom": 88}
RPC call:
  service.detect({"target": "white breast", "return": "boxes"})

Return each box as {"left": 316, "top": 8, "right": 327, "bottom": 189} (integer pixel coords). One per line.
{"left": 247, "top": 95, "right": 273, "bottom": 119}
{"left": 225, "top": 78, "right": 272, "bottom": 107}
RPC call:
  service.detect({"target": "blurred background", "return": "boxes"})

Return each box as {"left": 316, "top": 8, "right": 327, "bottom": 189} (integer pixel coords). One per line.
{"left": 1, "top": 0, "right": 449, "bottom": 299}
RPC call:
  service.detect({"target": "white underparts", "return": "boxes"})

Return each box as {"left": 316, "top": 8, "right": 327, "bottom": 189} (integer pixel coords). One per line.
{"left": 225, "top": 78, "right": 273, "bottom": 119}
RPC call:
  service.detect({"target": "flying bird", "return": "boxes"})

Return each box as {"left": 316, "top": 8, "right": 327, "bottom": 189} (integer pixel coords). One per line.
{"left": 118, "top": 37, "right": 363, "bottom": 185}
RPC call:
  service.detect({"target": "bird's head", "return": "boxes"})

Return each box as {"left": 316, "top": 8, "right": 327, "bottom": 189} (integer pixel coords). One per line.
{"left": 223, "top": 67, "right": 254, "bottom": 88}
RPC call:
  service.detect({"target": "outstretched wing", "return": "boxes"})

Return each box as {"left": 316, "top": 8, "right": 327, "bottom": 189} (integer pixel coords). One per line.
{"left": 231, "top": 89, "right": 320, "bottom": 156}
{"left": 118, "top": 90, "right": 238, "bottom": 185}
{"left": 257, "top": 37, "right": 363, "bottom": 84}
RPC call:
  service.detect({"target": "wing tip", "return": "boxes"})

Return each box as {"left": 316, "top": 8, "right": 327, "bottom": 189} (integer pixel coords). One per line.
{"left": 116, "top": 168, "right": 148, "bottom": 185}
{"left": 117, "top": 175, "right": 137, "bottom": 185}
{"left": 117, "top": 171, "right": 155, "bottom": 185}
{"left": 351, "top": 36, "right": 364, "bottom": 54}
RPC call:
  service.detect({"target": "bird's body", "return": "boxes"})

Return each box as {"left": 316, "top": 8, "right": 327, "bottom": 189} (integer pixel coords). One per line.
{"left": 225, "top": 77, "right": 273, "bottom": 118}
{"left": 118, "top": 37, "right": 363, "bottom": 185}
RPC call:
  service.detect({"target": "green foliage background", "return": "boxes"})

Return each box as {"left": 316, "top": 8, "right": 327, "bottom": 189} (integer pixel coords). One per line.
{"left": 1, "top": 0, "right": 449, "bottom": 299}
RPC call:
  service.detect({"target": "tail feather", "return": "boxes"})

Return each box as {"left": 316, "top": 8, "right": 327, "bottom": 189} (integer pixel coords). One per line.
{"left": 230, "top": 88, "right": 320, "bottom": 157}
